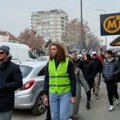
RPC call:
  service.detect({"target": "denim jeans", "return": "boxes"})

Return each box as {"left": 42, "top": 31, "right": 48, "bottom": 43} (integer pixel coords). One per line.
{"left": 93, "top": 73, "right": 101, "bottom": 96}
{"left": 49, "top": 91, "right": 71, "bottom": 120}
{"left": 0, "top": 110, "right": 12, "bottom": 120}
{"left": 70, "top": 83, "right": 81, "bottom": 116}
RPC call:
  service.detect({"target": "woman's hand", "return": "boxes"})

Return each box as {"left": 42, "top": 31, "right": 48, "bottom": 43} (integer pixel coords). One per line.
{"left": 70, "top": 97, "right": 76, "bottom": 104}
{"left": 43, "top": 95, "right": 49, "bottom": 106}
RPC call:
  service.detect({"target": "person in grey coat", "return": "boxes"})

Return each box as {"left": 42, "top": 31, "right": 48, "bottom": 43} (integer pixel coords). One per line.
{"left": 70, "top": 52, "right": 90, "bottom": 120}
{"left": 0, "top": 45, "right": 23, "bottom": 120}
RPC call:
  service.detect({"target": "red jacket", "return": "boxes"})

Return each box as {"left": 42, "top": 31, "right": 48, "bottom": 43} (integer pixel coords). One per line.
{"left": 97, "top": 54, "right": 103, "bottom": 64}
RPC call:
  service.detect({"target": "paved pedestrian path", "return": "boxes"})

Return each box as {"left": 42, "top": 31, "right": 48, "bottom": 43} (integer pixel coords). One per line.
{"left": 78, "top": 81, "right": 120, "bottom": 120}
{"left": 13, "top": 81, "right": 120, "bottom": 120}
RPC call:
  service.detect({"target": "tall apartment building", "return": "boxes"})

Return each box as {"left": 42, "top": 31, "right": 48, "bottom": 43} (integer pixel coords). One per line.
{"left": 31, "top": 9, "right": 68, "bottom": 42}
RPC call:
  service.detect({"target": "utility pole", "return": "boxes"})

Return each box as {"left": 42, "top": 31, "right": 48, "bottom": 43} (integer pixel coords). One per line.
{"left": 80, "top": 0, "right": 85, "bottom": 49}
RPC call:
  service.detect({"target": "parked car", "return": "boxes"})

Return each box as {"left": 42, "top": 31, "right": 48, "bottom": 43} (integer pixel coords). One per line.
{"left": 15, "top": 61, "right": 48, "bottom": 115}
{"left": 37, "top": 56, "right": 49, "bottom": 61}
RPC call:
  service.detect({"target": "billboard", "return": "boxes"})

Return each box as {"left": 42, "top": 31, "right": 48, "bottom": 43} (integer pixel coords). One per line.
{"left": 100, "top": 13, "right": 120, "bottom": 36}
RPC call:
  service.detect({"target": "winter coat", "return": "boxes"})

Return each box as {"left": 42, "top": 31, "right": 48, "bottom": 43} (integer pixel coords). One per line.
{"left": 72, "top": 59, "right": 90, "bottom": 92}
{"left": 77, "top": 60, "right": 96, "bottom": 88}
{"left": 102, "top": 57, "right": 120, "bottom": 81}
{"left": 92, "top": 58, "right": 102, "bottom": 74}
{"left": 97, "top": 54, "right": 103, "bottom": 63}
{"left": 73, "top": 66, "right": 90, "bottom": 93}
{"left": 78, "top": 68, "right": 90, "bottom": 92}
{"left": 0, "top": 55, "right": 23, "bottom": 112}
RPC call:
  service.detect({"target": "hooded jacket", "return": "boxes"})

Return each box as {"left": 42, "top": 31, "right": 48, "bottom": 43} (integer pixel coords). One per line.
{"left": 0, "top": 55, "right": 23, "bottom": 112}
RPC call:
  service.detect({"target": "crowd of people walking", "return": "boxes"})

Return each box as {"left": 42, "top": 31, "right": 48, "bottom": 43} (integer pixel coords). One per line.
{"left": 1, "top": 42, "right": 119, "bottom": 120}
{"left": 43, "top": 42, "right": 120, "bottom": 120}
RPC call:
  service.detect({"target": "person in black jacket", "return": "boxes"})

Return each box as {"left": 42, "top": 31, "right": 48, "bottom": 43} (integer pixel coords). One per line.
{"left": 0, "top": 45, "right": 23, "bottom": 120}
{"left": 77, "top": 53, "right": 96, "bottom": 110}
{"left": 91, "top": 52, "right": 102, "bottom": 100}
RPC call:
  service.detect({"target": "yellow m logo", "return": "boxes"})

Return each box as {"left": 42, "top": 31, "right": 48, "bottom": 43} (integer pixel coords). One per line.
{"left": 103, "top": 15, "right": 120, "bottom": 33}
{"left": 107, "top": 20, "right": 117, "bottom": 29}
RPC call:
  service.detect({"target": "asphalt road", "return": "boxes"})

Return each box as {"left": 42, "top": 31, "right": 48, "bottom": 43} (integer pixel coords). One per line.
{"left": 12, "top": 109, "right": 46, "bottom": 120}
{"left": 12, "top": 81, "right": 120, "bottom": 120}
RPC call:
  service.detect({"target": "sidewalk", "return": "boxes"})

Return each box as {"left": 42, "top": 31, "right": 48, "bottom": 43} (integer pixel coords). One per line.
{"left": 78, "top": 81, "right": 120, "bottom": 120}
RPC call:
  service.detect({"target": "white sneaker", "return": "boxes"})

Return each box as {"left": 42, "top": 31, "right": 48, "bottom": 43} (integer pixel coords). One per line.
{"left": 95, "top": 95, "right": 99, "bottom": 100}
{"left": 109, "top": 105, "right": 114, "bottom": 111}
{"left": 116, "top": 99, "right": 119, "bottom": 105}
{"left": 74, "top": 114, "right": 79, "bottom": 120}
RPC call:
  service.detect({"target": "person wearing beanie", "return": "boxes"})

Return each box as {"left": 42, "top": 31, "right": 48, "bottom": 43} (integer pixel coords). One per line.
{"left": 0, "top": 45, "right": 23, "bottom": 120}
{"left": 0, "top": 45, "right": 10, "bottom": 55}
{"left": 91, "top": 51, "right": 97, "bottom": 57}
{"left": 91, "top": 52, "right": 102, "bottom": 100}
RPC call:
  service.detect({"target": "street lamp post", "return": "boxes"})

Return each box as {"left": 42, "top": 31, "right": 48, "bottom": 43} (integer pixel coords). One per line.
{"left": 80, "top": 0, "right": 85, "bottom": 49}
{"left": 96, "top": 9, "right": 107, "bottom": 48}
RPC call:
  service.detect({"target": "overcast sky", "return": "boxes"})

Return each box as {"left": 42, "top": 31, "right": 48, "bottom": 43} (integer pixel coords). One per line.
{"left": 0, "top": 0, "right": 120, "bottom": 45}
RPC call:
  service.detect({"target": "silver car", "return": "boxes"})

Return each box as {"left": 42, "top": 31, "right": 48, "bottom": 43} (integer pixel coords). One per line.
{"left": 15, "top": 61, "right": 47, "bottom": 115}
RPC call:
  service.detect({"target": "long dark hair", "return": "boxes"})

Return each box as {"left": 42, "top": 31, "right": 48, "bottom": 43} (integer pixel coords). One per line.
{"left": 48, "top": 42, "right": 67, "bottom": 62}
{"left": 84, "top": 53, "right": 92, "bottom": 62}
{"left": 86, "top": 53, "right": 92, "bottom": 61}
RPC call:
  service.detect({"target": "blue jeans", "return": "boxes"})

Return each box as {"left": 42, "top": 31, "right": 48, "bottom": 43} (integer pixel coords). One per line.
{"left": 49, "top": 91, "right": 71, "bottom": 120}
{"left": 0, "top": 110, "right": 12, "bottom": 120}
{"left": 70, "top": 83, "right": 81, "bottom": 116}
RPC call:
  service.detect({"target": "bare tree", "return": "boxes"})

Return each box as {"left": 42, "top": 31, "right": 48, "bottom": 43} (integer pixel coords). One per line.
{"left": 62, "top": 19, "right": 99, "bottom": 50}
{"left": 18, "top": 28, "right": 44, "bottom": 50}
{"left": 86, "top": 33, "right": 100, "bottom": 50}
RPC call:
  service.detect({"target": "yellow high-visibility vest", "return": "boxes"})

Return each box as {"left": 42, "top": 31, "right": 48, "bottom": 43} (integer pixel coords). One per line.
{"left": 48, "top": 57, "right": 71, "bottom": 93}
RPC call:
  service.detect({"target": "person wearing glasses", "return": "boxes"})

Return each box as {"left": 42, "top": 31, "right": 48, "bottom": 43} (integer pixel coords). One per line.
{"left": 0, "top": 45, "right": 23, "bottom": 120}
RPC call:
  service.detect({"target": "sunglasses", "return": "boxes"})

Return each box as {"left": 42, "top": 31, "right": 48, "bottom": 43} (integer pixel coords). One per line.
{"left": 0, "top": 52, "right": 5, "bottom": 55}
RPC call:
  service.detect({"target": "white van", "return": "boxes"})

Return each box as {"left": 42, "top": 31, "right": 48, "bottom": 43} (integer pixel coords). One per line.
{"left": 0, "top": 42, "right": 36, "bottom": 63}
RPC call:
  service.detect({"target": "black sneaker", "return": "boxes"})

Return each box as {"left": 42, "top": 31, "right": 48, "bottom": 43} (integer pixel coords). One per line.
{"left": 70, "top": 116, "right": 74, "bottom": 120}
{"left": 86, "top": 102, "right": 90, "bottom": 109}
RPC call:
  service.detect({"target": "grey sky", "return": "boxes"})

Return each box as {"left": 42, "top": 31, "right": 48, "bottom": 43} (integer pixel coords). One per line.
{"left": 0, "top": 0, "right": 120, "bottom": 45}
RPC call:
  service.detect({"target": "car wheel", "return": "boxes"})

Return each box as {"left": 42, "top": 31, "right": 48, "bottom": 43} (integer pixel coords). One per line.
{"left": 32, "top": 93, "right": 46, "bottom": 115}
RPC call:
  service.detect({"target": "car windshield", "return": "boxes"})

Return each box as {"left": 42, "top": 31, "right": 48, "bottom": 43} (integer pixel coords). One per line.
{"left": 28, "top": 51, "right": 36, "bottom": 59}
{"left": 38, "top": 56, "right": 49, "bottom": 61}
{"left": 20, "top": 65, "right": 33, "bottom": 78}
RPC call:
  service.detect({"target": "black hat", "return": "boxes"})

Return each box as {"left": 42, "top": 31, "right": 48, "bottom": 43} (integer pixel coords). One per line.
{"left": 0, "top": 45, "right": 10, "bottom": 55}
